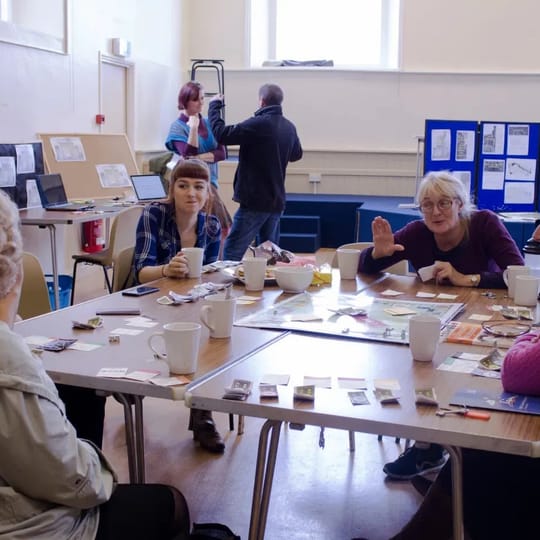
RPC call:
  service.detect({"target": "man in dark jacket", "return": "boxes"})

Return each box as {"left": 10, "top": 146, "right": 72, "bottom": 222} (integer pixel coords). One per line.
{"left": 208, "top": 83, "right": 303, "bottom": 260}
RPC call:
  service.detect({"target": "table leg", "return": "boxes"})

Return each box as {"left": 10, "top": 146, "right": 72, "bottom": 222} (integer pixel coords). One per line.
{"left": 114, "top": 393, "right": 146, "bottom": 483}
{"left": 442, "top": 445, "right": 464, "bottom": 540}
{"left": 134, "top": 395, "right": 145, "bottom": 483}
{"left": 249, "top": 420, "right": 282, "bottom": 540}
{"left": 42, "top": 224, "right": 60, "bottom": 311}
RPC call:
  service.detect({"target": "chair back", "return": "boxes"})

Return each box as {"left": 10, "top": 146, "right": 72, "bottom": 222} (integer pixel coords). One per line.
{"left": 19, "top": 252, "right": 51, "bottom": 319}
{"left": 104, "top": 206, "right": 143, "bottom": 266}
{"left": 112, "top": 246, "right": 136, "bottom": 292}
{"left": 334, "top": 242, "right": 409, "bottom": 275}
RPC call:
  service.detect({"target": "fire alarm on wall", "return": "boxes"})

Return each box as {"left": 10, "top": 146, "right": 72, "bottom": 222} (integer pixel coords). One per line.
{"left": 112, "top": 38, "right": 131, "bottom": 58}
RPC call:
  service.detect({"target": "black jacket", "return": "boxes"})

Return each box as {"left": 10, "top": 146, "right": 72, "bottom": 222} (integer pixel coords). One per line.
{"left": 208, "top": 101, "right": 302, "bottom": 213}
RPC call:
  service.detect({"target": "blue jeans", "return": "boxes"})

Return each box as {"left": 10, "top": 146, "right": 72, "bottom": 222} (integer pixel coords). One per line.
{"left": 223, "top": 208, "right": 281, "bottom": 261}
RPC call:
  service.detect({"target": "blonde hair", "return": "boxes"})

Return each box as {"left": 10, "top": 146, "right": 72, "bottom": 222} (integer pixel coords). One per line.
{"left": 417, "top": 171, "right": 473, "bottom": 221}
{"left": 0, "top": 190, "right": 23, "bottom": 298}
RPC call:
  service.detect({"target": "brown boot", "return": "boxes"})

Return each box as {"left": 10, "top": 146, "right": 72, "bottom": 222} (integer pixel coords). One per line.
{"left": 189, "top": 409, "right": 225, "bottom": 453}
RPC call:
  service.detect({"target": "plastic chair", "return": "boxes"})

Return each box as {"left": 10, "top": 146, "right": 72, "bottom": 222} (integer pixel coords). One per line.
{"left": 112, "top": 246, "right": 136, "bottom": 292}
{"left": 18, "top": 253, "right": 52, "bottom": 319}
{"left": 70, "top": 206, "right": 142, "bottom": 304}
{"left": 334, "top": 242, "right": 409, "bottom": 275}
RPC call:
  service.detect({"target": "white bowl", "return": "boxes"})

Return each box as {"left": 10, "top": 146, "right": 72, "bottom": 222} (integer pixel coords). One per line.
{"left": 273, "top": 266, "right": 314, "bottom": 293}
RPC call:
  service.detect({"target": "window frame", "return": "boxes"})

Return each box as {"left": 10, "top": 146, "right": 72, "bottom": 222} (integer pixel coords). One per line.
{"left": 249, "top": 0, "right": 400, "bottom": 70}
{"left": 0, "top": 0, "right": 70, "bottom": 55}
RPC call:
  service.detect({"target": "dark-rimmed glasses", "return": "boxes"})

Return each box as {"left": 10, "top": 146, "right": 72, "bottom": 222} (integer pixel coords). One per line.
{"left": 419, "top": 199, "right": 456, "bottom": 214}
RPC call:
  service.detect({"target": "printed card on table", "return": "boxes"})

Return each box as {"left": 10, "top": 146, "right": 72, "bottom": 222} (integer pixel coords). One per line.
{"left": 125, "top": 369, "right": 160, "bottom": 382}
{"left": 373, "top": 388, "right": 400, "bottom": 404}
{"left": 338, "top": 377, "right": 368, "bottom": 390}
{"left": 415, "top": 387, "right": 439, "bottom": 406}
{"left": 293, "top": 385, "right": 315, "bottom": 401}
{"left": 303, "top": 375, "right": 332, "bottom": 388}
{"left": 348, "top": 391, "right": 370, "bottom": 405}
{"left": 223, "top": 379, "right": 253, "bottom": 400}
{"left": 259, "top": 383, "right": 279, "bottom": 398}
{"left": 97, "top": 367, "right": 128, "bottom": 378}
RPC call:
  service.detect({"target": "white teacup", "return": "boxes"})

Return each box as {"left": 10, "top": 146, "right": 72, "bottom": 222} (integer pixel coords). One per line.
{"left": 242, "top": 257, "right": 267, "bottom": 291}
{"left": 503, "top": 265, "right": 530, "bottom": 298}
{"left": 183, "top": 247, "right": 204, "bottom": 278}
{"left": 337, "top": 248, "right": 361, "bottom": 280}
{"left": 408, "top": 314, "right": 441, "bottom": 362}
{"left": 148, "top": 322, "right": 201, "bottom": 374}
{"left": 200, "top": 294, "right": 237, "bottom": 339}
{"left": 514, "top": 275, "right": 540, "bottom": 306}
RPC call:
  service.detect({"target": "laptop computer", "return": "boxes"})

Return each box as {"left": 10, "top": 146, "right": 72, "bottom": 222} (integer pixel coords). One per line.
{"left": 36, "top": 173, "right": 96, "bottom": 211}
{"left": 130, "top": 174, "right": 167, "bottom": 202}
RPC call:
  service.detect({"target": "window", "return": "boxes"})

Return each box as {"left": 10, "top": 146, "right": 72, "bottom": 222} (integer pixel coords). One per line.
{"left": 250, "top": 0, "right": 400, "bottom": 69}
{"left": 0, "top": 0, "right": 69, "bottom": 54}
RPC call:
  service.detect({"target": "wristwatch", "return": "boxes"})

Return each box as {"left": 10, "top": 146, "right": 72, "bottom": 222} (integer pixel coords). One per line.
{"left": 469, "top": 274, "right": 479, "bottom": 287}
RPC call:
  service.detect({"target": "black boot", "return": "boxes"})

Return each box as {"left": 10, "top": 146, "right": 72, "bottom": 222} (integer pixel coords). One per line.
{"left": 188, "top": 408, "right": 225, "bottom": 453}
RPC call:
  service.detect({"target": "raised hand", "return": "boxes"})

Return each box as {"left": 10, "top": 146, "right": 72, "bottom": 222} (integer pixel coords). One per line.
{"left": 187, "top": 115, "right": 200, "bottom": 130}
{"left": 371, "top": 216, "right": 404, "bottom": 259}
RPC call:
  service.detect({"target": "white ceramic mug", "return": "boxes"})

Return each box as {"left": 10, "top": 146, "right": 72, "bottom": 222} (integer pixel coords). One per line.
{"left": 408, "top": 314, "right": 441, "bottom": 362}
{"left": 503, "top": 265, "right": 530, "bottom": 298}
{"left": 148, "top": 322, "right": 201, "bottom": 374}
{"left": 200, "top": 294, "right": 237, "bottom": 339}
{"left": 514, "top": 275, "right": 540, "bottom": 306}
{"left": 242, "top": 257, "right": 267, "bottom": 291}
{"left": 183, "top": 247, "right": 204, "bottom": 278}
{"left": 337, "top": 248, "right": 361, "bottom": 280}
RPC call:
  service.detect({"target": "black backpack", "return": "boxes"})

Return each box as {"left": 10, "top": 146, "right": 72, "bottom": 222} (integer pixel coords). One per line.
{"left": 189, "top": 522, "right": 241, "bottom": 540}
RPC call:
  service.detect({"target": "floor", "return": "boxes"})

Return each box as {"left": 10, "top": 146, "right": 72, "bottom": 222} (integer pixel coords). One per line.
{"left": 74, "top": 252, "right": 421, "bottom": 540}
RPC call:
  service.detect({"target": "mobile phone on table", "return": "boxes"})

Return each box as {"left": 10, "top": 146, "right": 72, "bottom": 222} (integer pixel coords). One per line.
{"left": 122, "top": 286, "right": 160, "bottom": 297}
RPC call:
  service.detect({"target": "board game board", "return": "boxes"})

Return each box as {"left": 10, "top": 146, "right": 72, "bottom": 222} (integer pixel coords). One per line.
{"left": 234, "top": 293, "right": 463, "bottom": 345}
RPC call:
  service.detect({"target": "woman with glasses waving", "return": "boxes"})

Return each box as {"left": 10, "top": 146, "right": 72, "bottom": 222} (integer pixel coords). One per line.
{"left": 358, "top": 170, "right": 525, "bottom": 483}
{"left": 359, "top": 170, "right": 524, "bottom": 289}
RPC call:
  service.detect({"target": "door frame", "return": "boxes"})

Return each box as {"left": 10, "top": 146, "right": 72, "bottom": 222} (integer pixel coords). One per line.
{"left": 98, "top": 51, "right": 135, "bottom": 146}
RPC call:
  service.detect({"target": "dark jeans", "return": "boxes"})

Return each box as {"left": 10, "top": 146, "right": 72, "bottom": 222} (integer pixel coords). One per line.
{"left": 96, "top": 484, "right": 190, "bottom": 540}
{"left": 223, "top": 207, "right": 282, "bottom": 260}
{"left": 56, "top": 384, "right": 106, "bottom": 449}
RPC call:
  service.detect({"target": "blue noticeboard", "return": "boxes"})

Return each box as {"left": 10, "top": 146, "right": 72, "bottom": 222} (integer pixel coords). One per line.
{"left": 476, "top": 121, "right": 540, "bottom": 212}
{"left": 424, "top": 119, "right": 479, "bottom": 201}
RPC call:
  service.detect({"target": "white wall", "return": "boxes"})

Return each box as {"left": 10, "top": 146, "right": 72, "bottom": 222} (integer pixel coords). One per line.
{"left": 187, "top": 0, "right": 540, "bottom": 153}
{"left": 0, "top": 0, "right": 184, "bottom": 149}
{"left": 0, "top": 0, "right": 185, "bottom": 272}
{"left": 181, "top": 0, "right": 540, "bottom": 200}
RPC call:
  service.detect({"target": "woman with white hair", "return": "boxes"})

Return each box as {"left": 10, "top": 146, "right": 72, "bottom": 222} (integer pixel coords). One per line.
{"left": 0, "top": 190, "right": 190, "bottom": 539}
{"left": 360, "top": 170, "right": 524, "bottom": 289}
{"left": 359, "top": 171, "right": 525, "bottom": 481}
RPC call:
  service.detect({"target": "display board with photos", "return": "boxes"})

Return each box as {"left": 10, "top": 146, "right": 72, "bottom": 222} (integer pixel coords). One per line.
{"left": 424, "top": 119, "right": 540, "bottom": 212}
{"left": 0, "top": 142, "right": 45, "bottom": 208}
{"left": 476, "top": 121, "right": 540, "bottom": 212}
{"left": 424, "top": 119, "right": 479, "bottom": 201}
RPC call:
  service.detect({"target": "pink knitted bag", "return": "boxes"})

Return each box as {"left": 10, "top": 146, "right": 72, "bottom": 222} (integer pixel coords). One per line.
{"left": 501, "top": 332, "right": 540, "bottom": 396}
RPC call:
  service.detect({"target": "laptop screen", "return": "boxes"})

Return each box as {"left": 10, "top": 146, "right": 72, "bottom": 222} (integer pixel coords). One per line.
{"left": 36, "top": 173, "right": 69, "bottom": 207}
{"left": 130, "top": 174, "right": 167, "bottom": 201}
